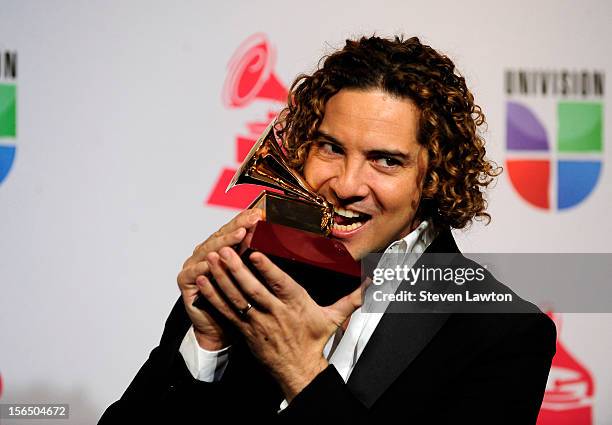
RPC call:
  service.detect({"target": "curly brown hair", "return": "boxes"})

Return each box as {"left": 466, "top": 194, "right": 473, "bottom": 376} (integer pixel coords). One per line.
{"left": 276, "top": 35, "right": 501, "bottom": 229}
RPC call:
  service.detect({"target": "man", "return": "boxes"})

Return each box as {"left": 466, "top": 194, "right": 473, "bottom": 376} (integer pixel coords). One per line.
{"left": 100, "top": 35, "right": 555, "bottom": 424}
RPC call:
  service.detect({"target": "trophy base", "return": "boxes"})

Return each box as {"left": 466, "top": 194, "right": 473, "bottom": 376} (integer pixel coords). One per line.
{"left": 243, "top": 220, "right": 361, "bottom": 306}
{"left": 193, "top": 220, "right": 362, "bottom": 310}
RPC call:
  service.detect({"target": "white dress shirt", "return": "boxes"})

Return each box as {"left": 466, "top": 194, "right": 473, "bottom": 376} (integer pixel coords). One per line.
{"left": 179, "top": 220, "right": 437, "bottom": 408}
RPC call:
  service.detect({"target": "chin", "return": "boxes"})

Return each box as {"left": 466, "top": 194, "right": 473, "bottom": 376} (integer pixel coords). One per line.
{"left": 336, "top": 240, "right": 359, "bottom": 259}
{"left": 344, "top": 243, "right": 370, "bottom": 261}
{"left": 334, "top": 232, "right": 384, "bottom": 260}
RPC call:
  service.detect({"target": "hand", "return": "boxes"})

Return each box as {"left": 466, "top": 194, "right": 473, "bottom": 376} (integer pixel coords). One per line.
{"left": 199, "top": 247, "right": 363, "bottom": 401}
{"left": 176, "top": 209, "right": 263, "bottom": 350}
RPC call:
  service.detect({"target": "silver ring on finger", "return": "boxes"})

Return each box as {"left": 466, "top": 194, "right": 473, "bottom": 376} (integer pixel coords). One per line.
{"left": 237, "top": 302, "right": 253, "bottom": 319}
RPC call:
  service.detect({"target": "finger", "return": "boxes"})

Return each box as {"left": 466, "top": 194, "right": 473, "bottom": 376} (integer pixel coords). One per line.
{"left": 207, "top": 252, "right": 253, "bottom": 313}
{"left": 189, "top": 209, "right": 263, "bottom": 265}
{"left": 219, "top": 208, "right": 263, "bottom": 234}
{"left": 188, "top": 227, "right": 246, "bottom": 266}
{"left": 248, "top": 252, "right": 302, "bottom": 301}
{"left": 196, "top": 273, "right": 244, "bottom": 328}
{"left": 217, "top": 247, "right": 282, "bottom": 312}
{"left": 177, "top": 260, "right": 211, "bottom": 290}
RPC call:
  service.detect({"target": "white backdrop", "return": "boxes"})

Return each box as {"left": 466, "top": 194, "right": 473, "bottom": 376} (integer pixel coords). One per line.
{"left": 0, "top": 1, "right": 610, "bottom": 424}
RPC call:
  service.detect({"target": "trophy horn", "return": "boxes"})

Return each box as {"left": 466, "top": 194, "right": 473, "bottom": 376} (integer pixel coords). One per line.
{"left": 226, "top": 121, "right": 318, "bottom": 202}
{"left": 226, "top": 120, "right": 334, "bottom": 234}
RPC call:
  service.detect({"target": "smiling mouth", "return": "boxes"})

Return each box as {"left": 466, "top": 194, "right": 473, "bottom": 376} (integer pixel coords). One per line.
{"left": 332, "top": 206, "right": 372, "bottom": 234}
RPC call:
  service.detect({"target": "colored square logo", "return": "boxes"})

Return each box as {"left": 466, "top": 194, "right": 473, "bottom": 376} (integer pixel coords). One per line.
{"left": 0, "top": 84, "right": 17, "bottom": 137}
{"left": 506, "top": 100, "right": 604, "bottom": 210}
{"left": 558, "top": 102, "right": 602, "bottom": 153}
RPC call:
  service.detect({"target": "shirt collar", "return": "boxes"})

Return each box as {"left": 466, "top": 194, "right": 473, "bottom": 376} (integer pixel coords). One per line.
{"left": 383, "top": 219, "right": 438, "bottom": 256}
{"left": 361, "top": 219, "right": 438, "bottom": 317}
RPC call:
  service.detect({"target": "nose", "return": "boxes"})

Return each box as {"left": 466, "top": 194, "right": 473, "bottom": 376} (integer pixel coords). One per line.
{"left": 328, "top": 157, "right": 369, "bottom": 203}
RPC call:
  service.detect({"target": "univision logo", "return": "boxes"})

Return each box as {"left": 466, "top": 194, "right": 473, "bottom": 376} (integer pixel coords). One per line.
{"left": 505, "top": 70, "right": 604, "bottom": 210}
{"left": 0, "top": 49, "right": 17, "bottom": 186}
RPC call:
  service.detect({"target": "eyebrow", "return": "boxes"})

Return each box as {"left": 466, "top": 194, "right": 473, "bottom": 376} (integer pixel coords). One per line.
{"left": 315, "top": 130, "right": 415, "bottom": 163}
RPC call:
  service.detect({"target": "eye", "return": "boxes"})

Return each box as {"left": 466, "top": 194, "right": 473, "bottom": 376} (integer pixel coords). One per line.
{"left": 373, "top": 156, "right": 402, "bottom": 168}
{"left": 317, "top": 141, "right": 343, "bottom": 156}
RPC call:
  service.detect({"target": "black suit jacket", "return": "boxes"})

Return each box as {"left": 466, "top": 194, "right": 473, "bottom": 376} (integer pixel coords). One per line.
{"left": 99, "top": 228, "right": 556, "bottom": 424}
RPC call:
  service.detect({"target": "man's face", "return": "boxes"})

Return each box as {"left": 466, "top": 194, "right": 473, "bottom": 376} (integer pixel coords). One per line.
{"left": 303, "top": 88, "right": 429, "bottom": 260}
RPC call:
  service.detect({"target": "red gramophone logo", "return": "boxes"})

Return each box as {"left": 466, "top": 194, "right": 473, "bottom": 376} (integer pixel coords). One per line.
{"left": 537, "top": 312, "right": 595, "bottom": 425}
{"left": 206, "top": 33, "right": 288, "bottom": 209}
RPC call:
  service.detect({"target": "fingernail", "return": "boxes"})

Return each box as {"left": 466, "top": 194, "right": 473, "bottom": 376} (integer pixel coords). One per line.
{"left": 206, "top": 252, "right": 218, "bottom": 264}
{"left": 249, "top": 252, "right": 261, "bottom": 264}
{"left": 219, "top": 248, "right": 231, "bottom": 260}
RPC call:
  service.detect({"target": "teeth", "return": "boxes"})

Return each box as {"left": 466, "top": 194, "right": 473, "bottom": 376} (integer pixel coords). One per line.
{"left": 333, "top": 221, "right": 364, "bottom": 232}
{"left": 334, "top": 206, "right": 363, "bottom": 218}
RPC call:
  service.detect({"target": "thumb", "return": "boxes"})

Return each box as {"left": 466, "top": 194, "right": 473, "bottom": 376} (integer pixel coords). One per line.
{"left": 327, "top": 284, "right": 364, "bottom": 325}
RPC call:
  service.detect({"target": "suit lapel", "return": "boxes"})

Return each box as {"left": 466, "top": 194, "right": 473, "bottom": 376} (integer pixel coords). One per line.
{"left": 346, "top": 227, "right": 459, "bottom": 408}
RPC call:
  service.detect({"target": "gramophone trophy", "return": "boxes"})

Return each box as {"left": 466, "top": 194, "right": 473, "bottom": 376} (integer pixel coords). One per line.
{"left": 199, "top": 120, "right": 361, "bottom": 307}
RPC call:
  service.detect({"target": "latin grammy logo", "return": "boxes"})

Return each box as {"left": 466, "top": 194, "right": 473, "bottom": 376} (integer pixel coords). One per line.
{"left": 207, "top": 33, "right": 289, "bottom": 209}
{"left": 223, "top": 33, "right": 287, "bottom": 107}
{"left": 537, "top": 312, "right": 594, "bottom": 425}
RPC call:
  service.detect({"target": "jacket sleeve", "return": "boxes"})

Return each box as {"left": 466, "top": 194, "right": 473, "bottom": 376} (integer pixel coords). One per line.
{"left": 277, "top": 364, "right": 368, "bottom": 423}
